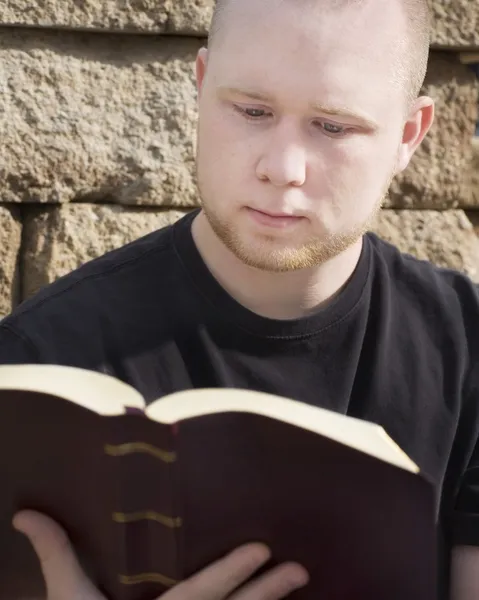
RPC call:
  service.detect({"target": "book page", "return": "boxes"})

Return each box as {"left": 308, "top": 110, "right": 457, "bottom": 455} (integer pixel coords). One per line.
{"left": 0, "top": 364, "right": 145, "bottom": 415}
{"left": 147, "top": 387, "right": 419, "bottom": 473}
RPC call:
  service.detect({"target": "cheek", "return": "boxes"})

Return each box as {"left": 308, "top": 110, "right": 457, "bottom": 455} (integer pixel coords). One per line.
{"left": 199, "top": 112, "right": 252, "bottom": 175}
{"left": 200, "top": 103, "right": 242, "bottom": 146}
{"left": 321, "top": 137, "right": 397, "bottom": 191}
{"left": 308, "top": 142, "right": 394, "bottom": 220}
{"left": 197, "top": 125, "right": 248, "bottom": 207}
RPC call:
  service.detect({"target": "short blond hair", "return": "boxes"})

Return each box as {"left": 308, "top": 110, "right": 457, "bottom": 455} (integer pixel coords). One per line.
{"left": 208, "top": 0, "right": 431, "bottom": 106}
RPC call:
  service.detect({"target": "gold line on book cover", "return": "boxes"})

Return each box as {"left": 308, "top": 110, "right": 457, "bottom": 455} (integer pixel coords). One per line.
{"left": 119, "top": 573, "right": 179, "bottom": 587}
{"left": 104, "top": 442, "right": 176, "bottom": 462}
{"left": 112, "top": 511, "right": 182, "bottom": 528}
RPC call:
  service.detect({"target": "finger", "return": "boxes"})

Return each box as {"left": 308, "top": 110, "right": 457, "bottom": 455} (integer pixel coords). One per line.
{"left": 230, "top": 562, "right": 309, "bottom": 600}
{"left": 164, "top": 543, "right": 272, "bottom": 600}
{"left": 13, "top": 510, "right": 103, "bottom": 600}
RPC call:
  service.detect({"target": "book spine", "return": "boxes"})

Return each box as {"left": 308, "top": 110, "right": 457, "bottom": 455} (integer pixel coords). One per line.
{"left": 97, "top": 420, "right": 132, "bottom": 600}
{"left": 104, "top": 415, "right": 182, "bottom": 600}
{"left": 166, "top": 422, "right": 183, "bottom": 583}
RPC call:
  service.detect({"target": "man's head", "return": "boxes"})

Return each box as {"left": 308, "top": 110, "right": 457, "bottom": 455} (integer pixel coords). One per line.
{"left": 209, "top": 0, "right": 431, "bottom": 109}
{"left": 194, "top": 0, "right": 434, "bottom": 272}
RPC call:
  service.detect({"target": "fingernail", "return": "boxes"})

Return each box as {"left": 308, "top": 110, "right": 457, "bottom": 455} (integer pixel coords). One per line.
{"left": 12, "top": 512, "right": 31, "bottom": 535}
{"left": 289, "top": 566, "right": 310, "bottom": 587}
{"left": 252, "top": 543, "right": 271, "bottom": 562}
{"left": 237, "top": 542, "right": 270, "bottom": 560}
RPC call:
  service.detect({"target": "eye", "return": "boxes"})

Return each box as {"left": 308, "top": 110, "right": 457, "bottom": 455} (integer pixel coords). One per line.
{"left": 316, "top": 121, "right": 347, "bottom": 136}
{"left": 245, "top": 108, "right": 266, "bottom": 118}
{"left": 233, "top": 105, "right": 272, "bottom": 120}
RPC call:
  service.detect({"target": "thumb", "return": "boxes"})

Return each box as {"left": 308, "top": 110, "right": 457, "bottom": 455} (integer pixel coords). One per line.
{"left": 13, "top": 510, "right": 103, "bottom": 600}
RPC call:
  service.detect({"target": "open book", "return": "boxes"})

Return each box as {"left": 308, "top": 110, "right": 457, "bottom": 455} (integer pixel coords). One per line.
{"left": 0, "top": 364, "right": 437, "bottom": 600}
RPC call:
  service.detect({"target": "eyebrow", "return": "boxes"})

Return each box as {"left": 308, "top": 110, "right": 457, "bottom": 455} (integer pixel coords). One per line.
{"left": 219, "top": 86, "right": 380, "bottom": 131}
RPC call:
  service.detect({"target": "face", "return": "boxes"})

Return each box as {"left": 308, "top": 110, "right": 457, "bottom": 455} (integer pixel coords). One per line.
{"left": 194, "top": 0, "right": 433, "bottom": 272}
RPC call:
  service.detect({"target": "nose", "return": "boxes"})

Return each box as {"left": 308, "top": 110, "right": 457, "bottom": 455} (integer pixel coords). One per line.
{"left": 256, "top": 123, "right": 307, "bottom": 188}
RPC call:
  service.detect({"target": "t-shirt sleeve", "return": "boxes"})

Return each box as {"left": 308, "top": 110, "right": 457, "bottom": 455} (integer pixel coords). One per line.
{"left": 451, "top": 434, "right": 479, "bottom": 545}
{"left": 449, "top": 284, "right": 479, "bottom": 546}
{"left": 452, "top": 447, "right": 479, "bottom": 545}
{"left": 0, "top": 323, "right": 41, "bottom": 364}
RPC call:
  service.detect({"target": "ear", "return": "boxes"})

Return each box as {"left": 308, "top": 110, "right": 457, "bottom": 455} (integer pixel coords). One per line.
{"left": 395, "top": 96, "right": 435, "bottom": 173}
{"left": 196, "top": 47, "right": 209, "bottom": 96}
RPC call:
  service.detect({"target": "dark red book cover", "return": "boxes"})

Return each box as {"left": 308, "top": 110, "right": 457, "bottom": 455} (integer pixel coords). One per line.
{"left": 0, "top": 385, "right": 437, "bottom": 600}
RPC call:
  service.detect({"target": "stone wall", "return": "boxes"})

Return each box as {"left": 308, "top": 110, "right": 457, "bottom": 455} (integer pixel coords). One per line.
{"left": 0, "top": 0, "right": 478, "bottom": 317}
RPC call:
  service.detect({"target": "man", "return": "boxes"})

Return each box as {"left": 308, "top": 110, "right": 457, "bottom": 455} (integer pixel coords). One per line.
{"left": 1, "top": 0, "right": 478, "bottom": 598}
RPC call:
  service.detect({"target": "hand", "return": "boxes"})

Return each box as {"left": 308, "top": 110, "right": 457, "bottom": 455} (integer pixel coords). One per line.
{"left": 13, "top": 510, "right": 309, "bottom": 600}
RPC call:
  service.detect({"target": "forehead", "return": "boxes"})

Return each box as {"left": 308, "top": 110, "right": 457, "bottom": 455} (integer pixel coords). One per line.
{"left": 208, "top": 0, "right": 409, "bottom": 116}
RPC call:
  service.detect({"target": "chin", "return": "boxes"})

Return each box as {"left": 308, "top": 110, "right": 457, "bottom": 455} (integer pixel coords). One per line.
{"left": 225, "top": 233, "right": 324, "bottom": 272}
{"left": 201, "top": 201, "right": 351, "bottom": 269}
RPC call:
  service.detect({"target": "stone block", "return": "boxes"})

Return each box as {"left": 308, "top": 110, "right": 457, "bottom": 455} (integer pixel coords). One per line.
{"left": 1, "top": 32, "right": 477, "bottom": 211}
{"left": 1, "top": 0, "right": 478, "bottom": 48}
{"left": 0, "top": 206, "right": 22, "bottom": 317}
{"left": 470, "top": 137, "right": 479, "bottom": 207}
{"left": 22, "top": 204, "right": 189, "bottom": 300}
{"left": 0, "top": 0, "right": 215, "bottom": 35}
{"left": 387, "top": 53, "right": 479, "bottom": 209}
{"left": 429, "top": 0, "right": 479, "bottom": 49}
{"left": 371, "top": 209, "right": 479, "bottom": 281}
{"left": 0, "top": 29, "right": 201, "bottom": 206}
{"left": 21, "top": 204, "right": 479, "bottom": 305}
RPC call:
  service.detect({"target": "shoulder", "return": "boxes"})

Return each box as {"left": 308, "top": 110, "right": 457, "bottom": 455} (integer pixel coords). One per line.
{"left": 14, "top": 221, "right": 175, "bottom": 313}
{"left": 366, "top": 232, "right": 479, "bottom": 344}
{"left": 367, "top": 231, "right": 479, "bottom": 294}
{"left": 0, "top": 217, "right": 182, "bottom": 365}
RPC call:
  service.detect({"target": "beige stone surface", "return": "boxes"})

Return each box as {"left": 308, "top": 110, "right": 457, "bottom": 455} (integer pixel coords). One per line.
{"left": 386, "top": 53, "right": 478, "bottom": 209}
{"left": 470, "top": 137, "right": 479, "bottom": 207}
{"left": 21, "top": 204, "right": 479, "bottom": 304}
{"left": 370, "top": 209, "right": 479, "bottom": 281}
{"left": 0, "top": 0, "right": 477, "bottom": 46}
{"left": 0, "top": 29, "right": 202, "bottom": 206}
{"left": 429, "top": 0, "right": 479, "bottom": 48}
{"left": 1, "top": 30, "right": 477, "bottom": 210}
{"left": 0, "top": 0, "right": 215, "bottom": 34}
{"left": 0, "top": 206, "right": 22, "bottom": 316}
{"left": 22, "top": 204, "right": 189, "bottom": 299}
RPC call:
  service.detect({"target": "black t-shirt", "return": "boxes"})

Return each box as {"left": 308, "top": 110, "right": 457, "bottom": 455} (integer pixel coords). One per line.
{"left": 1, "top": 208, "right": 479, "bottom": 597}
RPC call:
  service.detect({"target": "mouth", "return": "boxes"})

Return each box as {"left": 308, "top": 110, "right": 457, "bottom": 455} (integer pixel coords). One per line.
{"left": 245, "top": 207, "right": 305, "bottom": 229}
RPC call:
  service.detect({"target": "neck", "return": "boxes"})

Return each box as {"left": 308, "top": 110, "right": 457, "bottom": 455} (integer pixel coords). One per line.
{"left": 191, "top": 210, "right": 364, "bottom": 320}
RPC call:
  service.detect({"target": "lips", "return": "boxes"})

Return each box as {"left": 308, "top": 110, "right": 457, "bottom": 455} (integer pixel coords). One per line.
{"left": 249, "top": 206, "right": 302, "bottom": 218}
{"left": 257, "top": 210, "right": 295, "bottom": 218}
{"left": 246, "top": 207, "right": 304, "bottom": 229}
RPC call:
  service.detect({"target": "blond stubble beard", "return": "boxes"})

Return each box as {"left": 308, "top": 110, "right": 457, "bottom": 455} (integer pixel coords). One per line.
{"left": 198, "top": 193, "right": 386, "bottom": 273}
